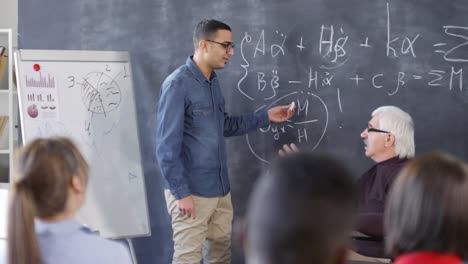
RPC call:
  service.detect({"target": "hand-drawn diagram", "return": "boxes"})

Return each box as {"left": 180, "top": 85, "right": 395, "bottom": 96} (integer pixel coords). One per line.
{"left": 72, "top": 70, "right": 122, "bottom": 135}
{"left": 80, "top": 71, "right": 122, "bottom": 115}
{"left": 67, "top": 64, "right": 129, "bottom": 157}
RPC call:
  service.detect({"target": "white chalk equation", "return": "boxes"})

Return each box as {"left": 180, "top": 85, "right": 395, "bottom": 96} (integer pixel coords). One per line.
{"left": 237, "top": 2, "right": 468, "bottom": 163}
{"left": 246, "top": 91, "right": 329, "bottom": 163}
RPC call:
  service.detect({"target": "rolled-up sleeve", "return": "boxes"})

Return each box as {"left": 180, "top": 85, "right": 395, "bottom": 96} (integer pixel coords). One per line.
{"left": 156, "top": 79, "right": 190, "bottom": 199}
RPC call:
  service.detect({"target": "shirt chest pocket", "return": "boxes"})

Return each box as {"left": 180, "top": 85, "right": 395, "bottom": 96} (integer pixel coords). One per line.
{"left": 190, "top": 102, "right": 214, "bottom": 128}
{"left": 192, "top": 102, "right": 213, "bottom": 116}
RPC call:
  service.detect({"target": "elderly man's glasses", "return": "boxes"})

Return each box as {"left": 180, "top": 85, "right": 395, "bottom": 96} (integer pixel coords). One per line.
{"left": 366, "top": 127, "right": 391, "bottom": 134}
{"left": 205, "top": 40, "right": 235, "bottom": 53}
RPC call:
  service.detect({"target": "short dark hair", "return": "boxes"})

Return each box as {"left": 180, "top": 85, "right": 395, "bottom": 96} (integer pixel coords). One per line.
{"left": 193, "top": 19, "right": 231, "bottom": 49}
{"left": 246, "top": 153, "right": 357, "bottom": 264}
{"left": 385, "top": 152, "right": 468, "bottom": 258}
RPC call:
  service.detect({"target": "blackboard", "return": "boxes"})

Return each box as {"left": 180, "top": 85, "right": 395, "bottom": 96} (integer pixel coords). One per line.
{"left": 18, "top": 0, "right": 468, "bottom": 263}
{"left": 15, "top": 49, "right": 150, "bottom": 239}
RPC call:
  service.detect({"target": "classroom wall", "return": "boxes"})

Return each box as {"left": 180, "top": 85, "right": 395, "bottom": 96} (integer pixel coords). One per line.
{"left": 0, "top": 0, "right": 18, "bottom": 47}
{"left": 17, "top": 0, "right": 468, "bottom": 263}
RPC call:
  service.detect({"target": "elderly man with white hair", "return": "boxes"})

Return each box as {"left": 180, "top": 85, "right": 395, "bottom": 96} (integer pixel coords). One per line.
{"left": 352, "top": 105, "right": 415, "bottom": 258}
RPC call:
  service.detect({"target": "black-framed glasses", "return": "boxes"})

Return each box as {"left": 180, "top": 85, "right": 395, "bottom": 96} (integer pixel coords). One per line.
{"left": 366, "top": 127, "right": 391, "bottom": 134}
{"left": 205, "top": 40, "right": 235, "bottom": 53}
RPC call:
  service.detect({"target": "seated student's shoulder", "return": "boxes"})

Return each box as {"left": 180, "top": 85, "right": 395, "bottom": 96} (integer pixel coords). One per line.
{"left": 78, "top": 226, "right": 133, "bottom": 264}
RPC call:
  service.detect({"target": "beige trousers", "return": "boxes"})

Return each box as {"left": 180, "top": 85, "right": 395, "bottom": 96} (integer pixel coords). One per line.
{"left": 165, "top": 190, "right": 233, "bottom": 264}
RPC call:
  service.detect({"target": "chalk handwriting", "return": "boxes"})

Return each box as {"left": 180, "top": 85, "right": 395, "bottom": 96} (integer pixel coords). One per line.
{"left": 236, "top": 2, "right": 468, "bottom": 163}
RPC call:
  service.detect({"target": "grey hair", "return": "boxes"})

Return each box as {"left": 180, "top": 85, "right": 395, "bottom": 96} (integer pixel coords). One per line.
{"left": 372, "top": 106, "right": 415, "bottom": 159}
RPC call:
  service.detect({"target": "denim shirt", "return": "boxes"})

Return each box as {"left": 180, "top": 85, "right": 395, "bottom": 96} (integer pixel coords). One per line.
{"left": 156, "top": 56, "right": 270, "bottom": 199}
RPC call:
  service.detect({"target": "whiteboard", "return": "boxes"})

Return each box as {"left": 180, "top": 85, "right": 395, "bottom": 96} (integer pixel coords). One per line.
{"left": 15, "top": 49, "right": 150, "bottom": 239}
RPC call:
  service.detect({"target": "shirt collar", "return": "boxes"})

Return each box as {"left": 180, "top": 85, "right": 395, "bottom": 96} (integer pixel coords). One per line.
{"left": 394, "top": 251, "right": 462, "bottom": 264}
{"left": 186, "top": 56, "right": 217, "bottom": 83}
{"left": 35, "top": 218, "right": 83, "bottom": 235}
{"left": 377, "top": 156, "right": 407, "bottom": 166}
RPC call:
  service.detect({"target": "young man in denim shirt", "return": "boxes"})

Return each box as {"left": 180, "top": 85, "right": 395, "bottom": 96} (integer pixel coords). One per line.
{"left": 156, "top": 19, "right": 295, "bottom": 264}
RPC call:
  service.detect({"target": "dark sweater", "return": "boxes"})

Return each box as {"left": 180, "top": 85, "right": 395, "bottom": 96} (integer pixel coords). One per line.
{"left": 353, "top": 156, "right": 408, "bottom": 258}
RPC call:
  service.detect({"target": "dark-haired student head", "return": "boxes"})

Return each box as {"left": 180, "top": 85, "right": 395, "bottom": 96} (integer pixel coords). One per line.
{"left": 385, "top": 152, "right": 468, "bottom": 263}
{"left": 245, "top": 152, "right": 357, "bottom": 264}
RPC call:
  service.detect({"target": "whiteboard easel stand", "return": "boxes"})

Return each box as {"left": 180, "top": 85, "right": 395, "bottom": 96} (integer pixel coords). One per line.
{"left": 127, "top": 238, "right": 137, "bottom": 264}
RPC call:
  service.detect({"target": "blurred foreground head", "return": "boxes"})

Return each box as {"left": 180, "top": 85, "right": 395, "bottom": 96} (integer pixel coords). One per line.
{"left": 385, "top": 152, "right": 468, "bottom": 259}
{"left": 246, "top": 152, "right": 357, "bottom": 264}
